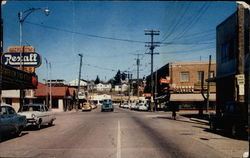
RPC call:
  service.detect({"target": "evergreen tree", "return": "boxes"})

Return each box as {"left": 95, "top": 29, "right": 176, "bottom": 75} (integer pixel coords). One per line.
{"left": 95, "top": 75, "right": 100, "bottom": 84}
{"left": 114, "top": 70, "right": 121, "bottom": 84}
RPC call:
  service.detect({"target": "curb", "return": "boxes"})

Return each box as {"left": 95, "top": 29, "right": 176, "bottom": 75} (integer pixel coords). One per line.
{"left": 190, "top": 118, "right": 209, "bottom": 124}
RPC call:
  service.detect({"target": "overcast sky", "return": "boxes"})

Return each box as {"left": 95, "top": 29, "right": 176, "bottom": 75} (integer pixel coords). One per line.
{"left": 2, "top": 1, "right": 237, "bottom": 82}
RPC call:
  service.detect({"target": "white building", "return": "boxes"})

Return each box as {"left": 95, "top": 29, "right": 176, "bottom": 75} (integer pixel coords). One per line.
{"left": 114, "top": 84, "right": 128, "bottom": 92}
{"left": 69, "top": 79, "right": 88, "bottom": 87}
{"left": 89, "top": 94, "right": 111, "bottom": 105}
{"left": 95, "top": 83, "right": 112, "bottom": 92}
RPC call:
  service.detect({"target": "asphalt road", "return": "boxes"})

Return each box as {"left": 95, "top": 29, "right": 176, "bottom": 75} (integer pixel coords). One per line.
{"left": 0, "top": 106, "right": 236, "bottom": 158}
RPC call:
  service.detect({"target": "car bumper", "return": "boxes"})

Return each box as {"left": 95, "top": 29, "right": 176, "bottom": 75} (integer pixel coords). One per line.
{"left": 26, "top": 119, "right": 39, "bottom": 126}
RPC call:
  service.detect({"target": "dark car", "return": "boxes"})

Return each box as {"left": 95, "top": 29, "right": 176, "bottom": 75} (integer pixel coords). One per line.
{"left": 0, "top": 105, "right": 26, "bottom": 140}
{"left": 209, "top": 102, "right": 248, "bottom": 138}
{"left": 101, "top": 99, "right": 114, "bottom": 112}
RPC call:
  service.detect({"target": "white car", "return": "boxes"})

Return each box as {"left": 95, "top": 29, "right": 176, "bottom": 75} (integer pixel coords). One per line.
{"left": 138, "top": 103, "right": 149, "bottom": 111}
{"left": 130, "top": 102, "right": 137, "bottom": 110}
{"left": 18, "top": 104, "right": 56, "bottom": 129}
{"left": 123, "top": 103, "right": 129, "bottom": 109}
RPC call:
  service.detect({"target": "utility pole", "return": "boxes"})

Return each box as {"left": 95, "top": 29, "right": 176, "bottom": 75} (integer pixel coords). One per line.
{"left": 145, "top": 29, "right": 160, "bottom": 112}
{"left": 49, "top": 61, "right": 52, "bottom": 109}
{"left": 45, "top": 58, "right": 49, "bottom": 106}
{"left": 206, "top": 55, "right": 211, "bottom": 112}
{"left": 133, "top": 54, "right": 143, "bottom": 98}
{"left": 155, "top": 68, "right": 158, "bottom": 111}
{"left": 76, "top": 54, "right": 83, "bottom": 112}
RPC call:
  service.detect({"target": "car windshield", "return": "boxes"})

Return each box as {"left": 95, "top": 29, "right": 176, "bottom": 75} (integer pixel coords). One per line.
{"left": 22, "top": 105, "right": 41, "bottom": 112}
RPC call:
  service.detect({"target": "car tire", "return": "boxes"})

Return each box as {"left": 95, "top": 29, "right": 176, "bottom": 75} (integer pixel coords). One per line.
{"left": 36, "top": 118, "right": 42, "bottom": 130}
{"left": 15, "top": 126, "right": 23, "bottom": 137}
{"left": 210, "top": 122, "right": 216, "bottom": 131}
{"left": 48, "top": 120, "right": 54, "bottom": 126}
{"left": 231, "top": 124, "right": 238, "bottom": 138}
{"left": 36, "top": 124, "right": 41, "bottom": 130}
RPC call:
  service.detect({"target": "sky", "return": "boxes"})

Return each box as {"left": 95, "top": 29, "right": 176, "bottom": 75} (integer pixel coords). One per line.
{"left": 2, "top": 1, "right": 237, "bottom": 83}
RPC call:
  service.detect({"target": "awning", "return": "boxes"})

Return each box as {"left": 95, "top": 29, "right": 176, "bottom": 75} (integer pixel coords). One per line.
{"left": 170, "top": 93, "right": 216, "bottom": 102}
{"left": 155, "top": 95, "right": 167, "bottom": 100}
{"left": 0, "top": 64, "right": 37, "bottom": 90}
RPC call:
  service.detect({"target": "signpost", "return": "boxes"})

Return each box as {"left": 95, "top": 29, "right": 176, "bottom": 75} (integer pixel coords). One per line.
{"left": 236, "top": 74, "right": 245, "bottom": 95}
{"left": 1, "top": 46, "right": 42, "bottom": 73}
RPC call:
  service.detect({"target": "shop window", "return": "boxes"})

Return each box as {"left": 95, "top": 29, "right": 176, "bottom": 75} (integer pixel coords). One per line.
{"left": 180, "top": 72, "right": 189, "bottom": 82}
{"left": 221, "top": 38, "right": 236, "bottom": 63}
{"left": 198, "top": 71, "right": 204, "bottom": 82}
{"left": 210, "top": 71, "right": 215, "bottom": 78}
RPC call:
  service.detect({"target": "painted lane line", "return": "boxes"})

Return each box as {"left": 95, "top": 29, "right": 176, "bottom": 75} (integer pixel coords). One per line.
{"left": 117, "top": 120, "right": 121, "bottom": 158}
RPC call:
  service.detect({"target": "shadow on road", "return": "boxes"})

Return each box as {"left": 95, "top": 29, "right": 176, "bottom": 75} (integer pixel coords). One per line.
{"left": 154, "top": 116, "right": 206, "bottom": 126}
{"left": 0, "top": 131, "right": 28, "bottom": 143}
{"left": 23, "top": 124, "right": 55, "bottom": 131}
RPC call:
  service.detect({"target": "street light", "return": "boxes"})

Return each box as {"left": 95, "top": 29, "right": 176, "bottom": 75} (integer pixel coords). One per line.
{"left": 18, "top": 7, "right": 50, "bottom": 69}
{"left": 18, "top": 7, "right": 50, "bottom": 109}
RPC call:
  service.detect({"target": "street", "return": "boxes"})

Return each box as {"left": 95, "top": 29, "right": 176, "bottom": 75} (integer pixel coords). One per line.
{"left": 0, "top": 106, "right": 248, "bottom": 158}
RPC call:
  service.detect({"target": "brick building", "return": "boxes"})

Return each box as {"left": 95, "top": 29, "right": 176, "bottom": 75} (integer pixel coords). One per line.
{"left": 145, "top": 61, "right": 216, "bottom": 109}
{"left": 208, "top": 2, "right": 249, "bottom": 118}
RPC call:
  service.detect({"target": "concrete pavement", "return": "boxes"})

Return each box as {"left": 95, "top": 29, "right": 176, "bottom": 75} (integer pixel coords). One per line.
{"left": 0, "top": 106, "right": 248, "bottom": 158}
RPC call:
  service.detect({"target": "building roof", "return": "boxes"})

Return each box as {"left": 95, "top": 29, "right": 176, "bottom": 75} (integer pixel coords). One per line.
{"left": 35, "top": 82, "right": 71, "bottom": 97}
{"left": 169, "top": 61, "right": 216, "bottom": 66}
{"left": 68, "top": 87, "right": 75, "bottom": 96}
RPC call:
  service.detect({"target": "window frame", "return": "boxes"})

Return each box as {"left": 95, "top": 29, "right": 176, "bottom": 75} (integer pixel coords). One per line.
{"left": 180, "top": 72, "right": 189, "bottom": 82}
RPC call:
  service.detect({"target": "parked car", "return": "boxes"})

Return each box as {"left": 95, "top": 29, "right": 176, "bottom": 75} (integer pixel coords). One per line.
{"left": 138, "top": 103, "right": 149, "bottom": 111}
{"left": 18, "top": 104, "right": 56, "bottom": 129}
{"left": 209, "top": 101, "right": 248, "bottom": 138}
{"left": 121, "top": 103, "right": 129, "bottom": 109}
{"left": 0, "top": 104, "right": 26, "bottom": 139}
{"left": 82, "top": 103, "right": 92, "bottom": 111}
{"left": 101, "top": 99, "right": 114, "bottom": 112}
{"left": 134, "top": 103, "right": 140, "bottom": 111}
{"left": 91, "top": 103, "right": 97, "bottom": 109}
{"left": 130, "top": 102, "right": 137, "bottom": 110}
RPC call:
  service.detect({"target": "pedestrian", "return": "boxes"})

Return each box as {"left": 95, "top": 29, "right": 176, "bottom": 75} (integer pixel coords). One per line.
{"left": 172, "top": 104, "right": 177, "bottom": 120}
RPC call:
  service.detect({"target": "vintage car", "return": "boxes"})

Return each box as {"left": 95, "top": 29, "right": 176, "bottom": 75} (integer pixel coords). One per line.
{"left": 209, "top": 101, "right": 248, "bottom": 138}
{"left": 138, "top": 103, "right": 149, "bottom": 111}
{"left": 0, "top": 104, "right": 26, "bottom": 139}
{"left": 82, "top": 103, "right": 92, "bottom": 111}
{"left": 101, "top": 99, "right": 114, "bottom": 112}
{"left": 18, "top": 104, "right": 56, "bottom": 129}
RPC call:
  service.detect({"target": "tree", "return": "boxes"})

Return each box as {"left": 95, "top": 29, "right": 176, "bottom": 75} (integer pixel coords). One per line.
{"left": 121, "top": 72, "right": 127, "bottom": 80}
{"left": 114, "top": 70, "right": 121, "bottom": 84}
{"left": 95, "top": 75, "right": 100, "bottom": 84}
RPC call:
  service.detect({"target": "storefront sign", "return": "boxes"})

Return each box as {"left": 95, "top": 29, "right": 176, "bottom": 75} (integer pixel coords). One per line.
{"left": 1, "top": 52, "right": 42, "bottom": 67}
{"left": 143, "top": 93, "right": 151, "bottom": 97}
{"left": 8, "top": 46, "right": 35, "bottom": 53}
{"left": 160, "top": 78, "right": 171, "bottom": 84}
{"left": 236, "top": 74, "right": 245, "bottom": 85}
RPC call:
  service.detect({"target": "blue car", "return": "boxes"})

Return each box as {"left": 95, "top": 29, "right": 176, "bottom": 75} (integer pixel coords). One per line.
{"left": 0, "top": 105, "right": 26, "bottom": 140}
{"left": 101, "top": 99, "right": 114, "bottom": 112}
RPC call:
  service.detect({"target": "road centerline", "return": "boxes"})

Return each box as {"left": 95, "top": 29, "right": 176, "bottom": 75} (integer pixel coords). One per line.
{"left": 117, "top": 120, "right": 121, "bottom": 158}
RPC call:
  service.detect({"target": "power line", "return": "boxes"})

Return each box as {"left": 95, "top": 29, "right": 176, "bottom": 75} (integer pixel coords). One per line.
{"left": 161, "top": 46, "right": 214, "bottom": 54}
{"left": 25, "top": 21, "right": 145, "bottom": 44}
{"left": 171, "top": 2, "right": 211, "bottom": 40}
{"left": 161, "top": 2, "right": 191, "bottom": 41}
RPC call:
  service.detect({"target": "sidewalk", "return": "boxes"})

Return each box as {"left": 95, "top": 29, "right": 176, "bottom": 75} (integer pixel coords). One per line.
{"left": 156, "top": 111, "right": 249, "bottom": 158}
